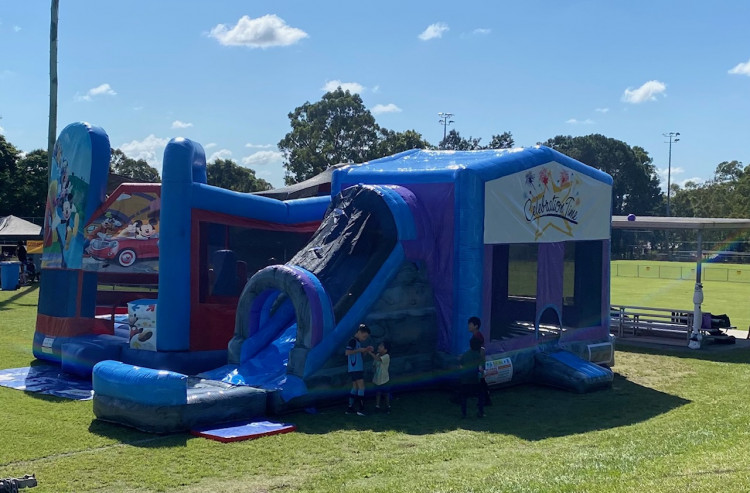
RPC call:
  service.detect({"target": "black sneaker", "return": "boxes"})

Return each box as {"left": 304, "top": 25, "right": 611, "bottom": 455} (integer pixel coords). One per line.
{"left": 346, "top": 407, "right": 356, "bottom": 414}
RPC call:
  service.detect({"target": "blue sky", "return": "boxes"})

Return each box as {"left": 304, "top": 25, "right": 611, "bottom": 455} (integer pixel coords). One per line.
{"left": 1, "top": 1, "right": 749, "bottom": 189}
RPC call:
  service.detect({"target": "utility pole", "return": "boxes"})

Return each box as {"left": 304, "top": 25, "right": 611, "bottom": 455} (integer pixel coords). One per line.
{"left": 663, "top": 132, "right": 680, "bottom": 216}
{"left": 48, "top": 0, "right": 59, "bottom": 176}
{"left": 438, "top": 112, "right": 454, "bottom": 147}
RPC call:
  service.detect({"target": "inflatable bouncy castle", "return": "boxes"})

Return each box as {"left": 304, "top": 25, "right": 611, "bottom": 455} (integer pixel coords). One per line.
{"left": 34, "top": 123, "right": 614, "bottom": 432}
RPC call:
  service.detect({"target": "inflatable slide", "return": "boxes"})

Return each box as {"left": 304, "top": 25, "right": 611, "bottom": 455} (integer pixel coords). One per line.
{"left": 94, "top": 184, "right": 425, "bottom": 430}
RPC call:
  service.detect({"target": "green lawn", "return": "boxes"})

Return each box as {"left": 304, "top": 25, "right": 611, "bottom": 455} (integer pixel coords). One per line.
{"left": 3, "top": 274, "right": 750, "bottom": 492}
{"left": 612, "top": 260, "right": 750, "bottom": 331}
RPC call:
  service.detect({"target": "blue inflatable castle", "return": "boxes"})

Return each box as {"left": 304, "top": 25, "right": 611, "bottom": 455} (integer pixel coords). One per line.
{"left": 34, "top": 123, "right": 614, "bottom": 432}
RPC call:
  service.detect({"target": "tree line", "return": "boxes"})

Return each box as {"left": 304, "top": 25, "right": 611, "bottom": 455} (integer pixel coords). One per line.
{"left": 278, "top": 88, "right": 667, "bottom": 216}
{"left": 1, "top": 87, "right": 746, "bottom": 225}
{"left": 0, "top": 138, "right": 272, "bottom": 219}
{"left": 279, "top": 88, "right": 748, "bottom": 222}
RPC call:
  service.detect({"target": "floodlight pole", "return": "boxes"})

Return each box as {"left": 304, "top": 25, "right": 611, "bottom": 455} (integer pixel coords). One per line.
{"left": 663, "top": 132, "right": 680, "bottom": 216}
{"left": 438, "top": 112, "right": 454, "bottom": 148}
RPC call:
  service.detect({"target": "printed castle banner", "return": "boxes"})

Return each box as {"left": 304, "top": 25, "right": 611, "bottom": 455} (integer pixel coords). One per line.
{"left": 484, "top": 161, "right": 611, "bottom": 244}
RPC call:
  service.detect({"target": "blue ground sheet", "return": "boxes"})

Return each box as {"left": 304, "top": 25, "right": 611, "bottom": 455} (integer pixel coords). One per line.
{"left": 0, "top": 364, "right": 94, "bottom": 400}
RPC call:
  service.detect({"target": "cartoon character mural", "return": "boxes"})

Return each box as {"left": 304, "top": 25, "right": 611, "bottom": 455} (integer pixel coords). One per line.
{"left": 43, "top": 141, "right": 87, "bottom": 269}
{"left": 82, "top": 189, "right": 161, "bottom": 272}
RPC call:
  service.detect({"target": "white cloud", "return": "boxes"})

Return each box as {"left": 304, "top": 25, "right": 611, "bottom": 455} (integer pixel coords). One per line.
{"left": 209, "top": 14, "right": 308, "bottom": 48}
{"left": 13, "top": 26, "right": 21, "bottom": 32}
{"left": 595, "top": 107, "right": 609, "bottom": 113}
{"left": 171, "top": 120, "right": 193, "bottom": 129}
{"left": 245, "top": 143, "right": 274, "bottom": 149}
{"left": 242, "top": 150, "right": 284, "bottom": 167}
{"left": 0, "top": 126, "right": 4, "bottom": 134}
{"left": 89, "top": 84, "right": 116, "bottom": 96}
{"left": 204, "top": 143, "right": 217, "bottom": 149}
{"left": 566, "top": 118, "right": 594, "bottom": 125}
{"left": 76, "top": 83, "right": 117, "bottom": 102}
{"left": 679, "top": 177, "right": 705, "bottom": 187}
{"left": 119, "top": 135, "right": 169, "bottom": 170}
{"left": 322, "top": 80, "right": 364, "bottom": 94}
{"left": 658, "top": 166, "right": 691, "bottom": 189}
{"left": 658, "top": 165, "right": 704, "bottom": 189}
{"left": 133, "top": 106, "right": 144, "bottom": 111}
{"left": 473, "top": 28, "right": 491, "bottom": 35}
{"left": 372, "top": 85, "right": 380, "bottom": 93}
{"left": 208, "top": 149, "right": 233, "bottom": 163}
{"left": 372, "top": 103, "right": 402, "bottom": 114}
{"left": 621, "top": 80, "right": 666, "bottom": 104}
{"left": 419, "top": 22, "right": 449, "bottom": 41}
{"left": 728, "top": 58, "right": 750, "bottom": 76}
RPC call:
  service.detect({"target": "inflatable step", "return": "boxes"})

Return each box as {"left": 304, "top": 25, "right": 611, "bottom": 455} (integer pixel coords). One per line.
{"left": 533, "top": 350, "right": 613, "bottom": 393}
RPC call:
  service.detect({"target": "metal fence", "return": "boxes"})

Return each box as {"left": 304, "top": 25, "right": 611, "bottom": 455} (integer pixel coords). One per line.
{"left": 612, "top": 263, "right": 750, "bottom": 283}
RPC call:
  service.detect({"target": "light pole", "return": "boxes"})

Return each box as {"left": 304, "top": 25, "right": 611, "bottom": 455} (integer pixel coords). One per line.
{"left": 438, "top": 112, "right": 454, "bottom": 147}
{"left": 663, "top": 131, "right": 680, "bottom": 216}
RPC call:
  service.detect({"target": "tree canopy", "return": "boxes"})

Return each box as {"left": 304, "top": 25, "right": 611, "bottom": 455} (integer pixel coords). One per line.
{"left": 374, "top": 128, "right": 431, "bottom": 158}
{"left": 0, "top": 136, "right": 47, "bottom": 218}
{"left": 13, "top": 149, "right": 49, "bottom": 218}
{"left": 110, "top": 148, "right": 161, "bottom": 182}
{"left": 278, "top": 88, "right": 380, "bottom": 184}
{"left": 206, "top": 158, "right": 272, "bottom": 193}
{"left": 278, "top": 88, "right": 431, "bottom": 184}
{"left": 438, "top": 129, "right": 515, "bottom": 151}
{"left": 541, "top": 134, "right": 663, "bottom": 215}
{"left": 277, "top": 90, "right": 520, "bottom": 184}
{"left": 439, "top": 129, "right": 482, "bottom": 150}
{"left": 4, "top": 109, "right": 749, "bottom": 229}
{"left": 671, "top": 160, "right": 747, "bottom": 218}
{"left": 487, "top": 132, "right": 515, "bottom": 149}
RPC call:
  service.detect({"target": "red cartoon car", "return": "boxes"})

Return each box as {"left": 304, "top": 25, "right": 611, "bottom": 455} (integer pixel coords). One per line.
{"left": 86, "top": 236, "right": 159, "bottom": 267}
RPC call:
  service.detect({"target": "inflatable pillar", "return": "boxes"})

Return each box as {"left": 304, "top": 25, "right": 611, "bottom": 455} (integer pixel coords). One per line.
{"left": 452, "top": 169, "right": 485, "bottom": 355}
{"left": 157, "top": 138, "right": 206, "bottom": 351}
{"left": 34, "top": 123, "right": 110, "bottom": 361}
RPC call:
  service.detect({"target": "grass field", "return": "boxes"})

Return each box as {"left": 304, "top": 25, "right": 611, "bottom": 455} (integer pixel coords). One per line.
{"left": 2, "top": 271, "right": 750, "bottom": 492}
{"left": 611, "top": 260, "right": 750, "bottom": 331}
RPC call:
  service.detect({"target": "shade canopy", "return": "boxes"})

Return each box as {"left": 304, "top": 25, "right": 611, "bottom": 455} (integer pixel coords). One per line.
{"left": 0, "top": 215, "right": 42, "bottom": 240}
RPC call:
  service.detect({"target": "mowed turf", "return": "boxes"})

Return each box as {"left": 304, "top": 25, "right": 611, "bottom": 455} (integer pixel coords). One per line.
{"left": 612, "top": 260, "right": 750, "bottom": 332}
{"left": 2, "top": 268, "right": 750, "bottom": 492}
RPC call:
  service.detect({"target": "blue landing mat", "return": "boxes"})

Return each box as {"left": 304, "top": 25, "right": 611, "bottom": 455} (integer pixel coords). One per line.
{"left": 0, "top": 364, "right": 94, "bottom": 400}
{"left": 191, "top": 420, "right": 296, "bottom": 443}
